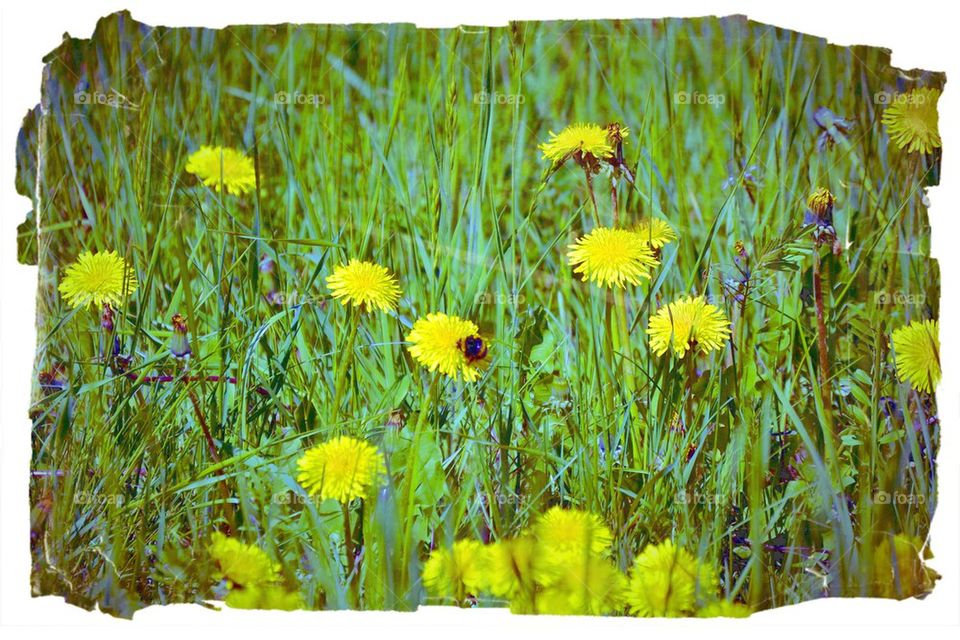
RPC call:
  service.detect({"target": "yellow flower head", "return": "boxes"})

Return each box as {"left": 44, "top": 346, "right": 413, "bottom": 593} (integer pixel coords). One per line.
{"left": 881, "top": 88, "right": 941, "bottom": 154}
{"left": 539, "top": 123, "right": 614, "bottom": 164}
{"left": 185, "top": 145, "right": 256, "bottom": 195}
{"left": 406, "top": 312, "right": 487, "bottom": 382}
{"left": 485, "top": 536, "right": 538, "bottom": 599}
{"left": 647, "top": 295, "right": 731, "bottom": 358}
{"left": 534, "top": 507, "right": 613, "bottom": 559}
{"left": 892, "top": 319, "right": 940, "bottom": 393}
{"left": 567, "top": 227, "right": 660, "bottom": 288}
{"left": 536, "top": 556, "right": 627, "bottom": 616}
{"left": 697, "top": 599, "right": 752, "bottom": 618}
{"left": 626, "top": 540, "right": 718, "bottom": 617}
{"left": 634, "top": 218, "right": 677, "bottom": 250}
{"left": 326, "top": 259, "right": 401, "bottom": 312}
{"left": 422, "top": 539, "right": 488, "bottom": 602}
{"left": 806, "top": 187, "right": 835, "bottom": 218}
{"left": 225, "top": 584, "right": 304, "bottom": 611}
{"left": 209, "top": 532, "right": 280, "bottom": 588}
{"left": 296, "top": 436, "right": 386, "bottom": 503}
{"left": 58, "top": 250, "right": 137, "bottom": 309}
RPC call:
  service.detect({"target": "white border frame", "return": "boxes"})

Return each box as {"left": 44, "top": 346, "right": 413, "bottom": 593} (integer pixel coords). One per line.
{"left": 2, "top": 1, "right": 958, "bottom": 636}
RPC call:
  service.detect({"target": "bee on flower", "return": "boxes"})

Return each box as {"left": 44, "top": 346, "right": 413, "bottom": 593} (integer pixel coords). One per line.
{"left": 406, "top": 312, "right": 489, "bottom": 382}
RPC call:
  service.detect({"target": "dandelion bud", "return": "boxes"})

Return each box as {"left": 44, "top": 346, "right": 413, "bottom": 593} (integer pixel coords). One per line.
{"left": 170, "top": 313, "right": 191, "bottom": 359}
{"left": 807, "top": 187, "right": 834, "bottom": 218}
{"left": 101, "top": 304, "right": 115, "bottom": 332}
{"left": 804, "top": 187, "right": 836, "bottom": 243}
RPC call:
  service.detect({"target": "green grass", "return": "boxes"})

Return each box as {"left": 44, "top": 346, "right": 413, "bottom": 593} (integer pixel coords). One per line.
{"left": 21, "top": 11, "right": 941, "bottom": 617}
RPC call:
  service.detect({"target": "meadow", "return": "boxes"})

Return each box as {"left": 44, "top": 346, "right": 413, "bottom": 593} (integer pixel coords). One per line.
{"left": 19, "top": 12, "right": 942, "bottom": 617}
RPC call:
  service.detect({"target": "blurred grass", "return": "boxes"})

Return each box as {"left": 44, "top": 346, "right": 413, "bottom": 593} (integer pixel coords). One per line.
{"left": 20, "top": 11, "right": 941, "bottom": 616}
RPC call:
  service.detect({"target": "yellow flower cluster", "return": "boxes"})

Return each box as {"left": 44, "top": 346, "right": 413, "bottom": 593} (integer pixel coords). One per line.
{"left": 421, "top": 506, "right": 623, "bottom": 614}
{"left": 421, "top": 509, "right": 744, "bottom": 617}
{"left": 208, "top": 532, "right": 303, "bottom": 610}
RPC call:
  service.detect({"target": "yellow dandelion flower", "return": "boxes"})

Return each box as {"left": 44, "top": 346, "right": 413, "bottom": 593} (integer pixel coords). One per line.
{"left": 225, "top": 584, "right": 304, "bottom": 611}
{"left": 626, "top": 540, "right": 718, "bottom": 617}
{"left": 647, "top": 295, "right": 731, "bottom": 358}
{"left": 58, "top": 250, "right": 137, "bottom": 309}
{"left": 422, "top": 539, "right": 488, "bottom": 602}
{"left": 326, "top": 259, "right": 401, "bottom": 312}
{"left": 567, "top": 227, "right": 660, "bottom": 288}
{"left": 634, "top": 218, "right": 677, "bottom": 250}
{"left": 697, "top": 599, "right": 752, "bottom": 618}
{"left": 533, "top": 507, "right": 613, "bottom": 560}
{"left": 536, "top": 556, "right": 627, "bottom": 616}
{"left": 872, "top": 534, "right": 937, "bottom": 598}
{"left": 881, "top": 88, "right": 941, "bottom": 154}
{"left": 209, "top": 532, "right": 280, "bottom": 588}
{"left": 185, "top": 145, "right": 256, "bottom": 195}
{"left": 485, "top": 536, "right": 538, "bottom": 599}
{"left": 406, "top": 312, "right": 487, "bottom": 382}
{"left": 892, "top": 319, "right": 940, "bottom": 394}
{"left": 539, "top": 123, "right": 614, "bottom": 164}
{"left": 296, "top": 436, "right": 386, "bottom": 503}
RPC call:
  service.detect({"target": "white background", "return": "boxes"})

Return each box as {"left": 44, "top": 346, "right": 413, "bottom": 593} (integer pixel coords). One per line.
{"left": 1, "top": 0, "right": 958, "bottom": 637}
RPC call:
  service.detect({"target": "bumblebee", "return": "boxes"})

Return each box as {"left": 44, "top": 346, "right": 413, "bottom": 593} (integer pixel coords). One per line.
{"left": 459, "top": 335, "right": 488, "bottom": 363}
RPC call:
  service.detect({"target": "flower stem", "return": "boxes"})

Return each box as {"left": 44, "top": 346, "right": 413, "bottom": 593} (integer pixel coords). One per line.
{"left": 342, "top": 501, "right": 359, "bottom": 604}
{"left": 812, "top": 248, "right": 834, "bottom": 431}
{"left": 332, "top": 307, "right": 361, "bottom": 423}
{"left": 613, "top": 290, "right": 637, "bottom": 409}
{"left": 583, "top": 168, "right": 600, "bottom": 220}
